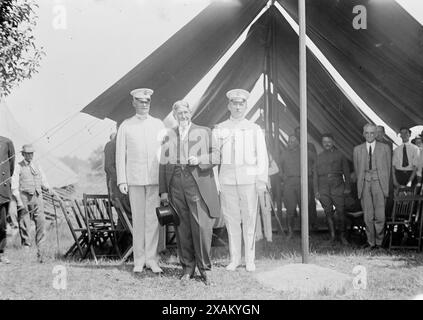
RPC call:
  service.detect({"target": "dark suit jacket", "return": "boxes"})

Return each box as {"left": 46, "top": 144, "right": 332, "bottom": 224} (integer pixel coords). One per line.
{"left": 0, "top": 136, "right": 15, "bottom": 205}
{"left": 159, "top": 123, "right": 220, "bottom": 218}
{"left": 353, "top": 141, "right": 391, "bottom": 199}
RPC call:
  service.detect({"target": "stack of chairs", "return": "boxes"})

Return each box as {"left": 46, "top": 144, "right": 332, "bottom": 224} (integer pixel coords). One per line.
{"left": 384, "top": 186, "right": 423, "bottom": 251}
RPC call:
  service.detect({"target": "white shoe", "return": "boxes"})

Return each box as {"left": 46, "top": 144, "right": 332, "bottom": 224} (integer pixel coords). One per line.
{"left": 146, "top": 261, "right": 163, "bottom": 274}
{"left": 225, "top": 262, "right": 240, "bottom": 271}
{"left": 246, "top": 263, "right": 256, "bottom": 272}
{"left": 133, "top": 265, "right": 144, "bottom": 273}
{"left": 0, "top": 254, "right": 10, "bottom": 264}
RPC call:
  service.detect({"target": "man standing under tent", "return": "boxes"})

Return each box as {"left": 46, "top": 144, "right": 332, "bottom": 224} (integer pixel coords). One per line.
{"left": 279, "top": 134, "right": 305, "bottom": 240}
{"left": 213, "top": 89, "right": 268, "bottom": 272}
{"left": 11, "top": 144, "right": 51, "bottom": 263}
{"left": 353, "top": 123, "right": 391, "bottom": 249}
{"left": 159, "top": 100, "right": 220, "bottom": 285}
{"left": 392, "top": 127, "right": 419, "bottom": 189}
{"left": 0, "top": 135, "right": 15, "bottom": 264}
{"left": 104, "top": 129, "right": 132, "bottom": 250}
{"left": 314, "top": 133, "right": 351, "bottom": 245}
{"left": 116, "top": 88, "right": 165, "bottom": 274}
{"left": 294, "top": 126, "right": 318, "bottom": 230}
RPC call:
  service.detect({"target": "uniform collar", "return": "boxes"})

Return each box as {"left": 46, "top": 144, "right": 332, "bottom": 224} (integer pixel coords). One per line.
{"left": 135, "top": 114, "right": 149, "bottom": 120}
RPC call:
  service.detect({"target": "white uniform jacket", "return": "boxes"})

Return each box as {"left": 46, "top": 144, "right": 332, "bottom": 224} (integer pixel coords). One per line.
{"left": 213, "top": 118, "right": 268, "bottom": 185}
{"left": 116, "top": 115, "right": 165, "bottom": 186}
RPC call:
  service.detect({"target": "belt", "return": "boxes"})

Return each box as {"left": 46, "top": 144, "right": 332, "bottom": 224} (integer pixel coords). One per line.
{"left": 318, "top": 173, "right": 343, "bottom": 178}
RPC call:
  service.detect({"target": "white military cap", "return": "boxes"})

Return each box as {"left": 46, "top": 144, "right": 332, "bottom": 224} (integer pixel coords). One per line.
{"left": 226, "top": 89, "right": 250, "bottom": 102}
{"left": 130, "top": 88, "right": 154, "bottom": 100}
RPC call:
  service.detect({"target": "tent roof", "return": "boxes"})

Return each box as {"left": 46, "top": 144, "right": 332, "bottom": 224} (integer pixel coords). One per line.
{"left": 0, "top": 99, "right": 78, "bottom": 187}
{"left": 81, "top": 0, "right": 268, "bottom": 123}
{"left": 278, "top": 0, "right": 423, "bottom": 131}
{"left": 80, "top": 0, "right": 422, "bottom": 155}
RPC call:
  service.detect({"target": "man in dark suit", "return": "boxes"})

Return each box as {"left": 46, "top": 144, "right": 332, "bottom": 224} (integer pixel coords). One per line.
{"left": 159, "top": 100, "right": 220, "bottom": 285}
{"left": 353, "top": 123, "right": 391, "bottom": 249}
{"left": 0, "top": 135, "right": 15, "bottom": 264}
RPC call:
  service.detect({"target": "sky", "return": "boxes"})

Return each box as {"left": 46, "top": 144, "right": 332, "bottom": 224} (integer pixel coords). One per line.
{"left": 4, "top": 0, "right": 423, "bottom": 161}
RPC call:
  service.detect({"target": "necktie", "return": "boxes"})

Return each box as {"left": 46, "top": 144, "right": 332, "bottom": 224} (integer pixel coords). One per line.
{"left": 402, "top": 145, "right": 409, "bottom": 167}
{"left": 368, "top": 145, "right": 372, "bottom": 170}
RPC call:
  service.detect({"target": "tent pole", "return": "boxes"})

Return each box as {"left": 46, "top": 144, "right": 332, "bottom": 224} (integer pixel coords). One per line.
{"left": 299, "top": 0, "right": 309, "bottom": 264}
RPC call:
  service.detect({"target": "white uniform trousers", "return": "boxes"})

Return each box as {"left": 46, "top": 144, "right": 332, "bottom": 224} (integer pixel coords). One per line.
{"left": 256, "top": 190, "right": 273, "bottom": 241}
{"left": 128, "top": 185, "right": 160, "bottom": 268}
{"left": 220, "top": 184, "right": 258, "bottom": 265}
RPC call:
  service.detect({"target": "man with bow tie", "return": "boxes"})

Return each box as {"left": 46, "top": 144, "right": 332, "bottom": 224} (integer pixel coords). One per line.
{"left": 392, "top": 127, "right": 419, "bottom": 190}
{"left": 11, "top": 144, "right": 50, "bottom": 262}
{"left": 159, "top": 100, "right": 220, "bottom": 285}
{"left": 353, "top": 123, "right": 391, "bottom": 249}
{"left": 213, "top": 89, "right": 268, "bottom": 272}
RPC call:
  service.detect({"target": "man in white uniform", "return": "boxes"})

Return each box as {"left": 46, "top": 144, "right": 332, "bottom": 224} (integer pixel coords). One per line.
{"left": 213, "top": 89, "right": 268, "bottom": 272}
{"left": 116, "top": 88, "right": 165, "bottom": 274}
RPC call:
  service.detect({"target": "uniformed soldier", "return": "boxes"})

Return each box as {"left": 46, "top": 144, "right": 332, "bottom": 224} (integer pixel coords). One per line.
{"left": 116, "top": 88, "right": 165, "bottom": 274}
{"left": 313, "top": 133, "right": 351, "bottom": 245}
{"left": 279, "top": 134, "right": 305, "bottom": 239}
{"left": 11, "top": 144, "right": 51, "bottom": 262}
{"left": 213, "top": 89, "right": 268, "bottom": 272}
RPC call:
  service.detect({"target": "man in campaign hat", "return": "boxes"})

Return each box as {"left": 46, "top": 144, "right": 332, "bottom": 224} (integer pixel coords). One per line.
{"left": 11, "top": 144, "right": 51, "bottom": 262}
{"left": 0, "top": 135, "right": 15, "bottom": 264}
{"left": 213, "top": 89, "right": 268, "bottom": 272}
{"left": 159, "top": 100, "right": 220, "bottom": 285}
{"left": 116, "top": 88, "right": 165, "bottom": 274}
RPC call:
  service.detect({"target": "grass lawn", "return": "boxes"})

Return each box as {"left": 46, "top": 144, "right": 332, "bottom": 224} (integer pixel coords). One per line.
{"left": 1, "top": 220, "right": 423, "bottom": 300}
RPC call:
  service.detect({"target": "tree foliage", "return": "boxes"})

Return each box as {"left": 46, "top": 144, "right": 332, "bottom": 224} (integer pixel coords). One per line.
{"left": 0, "top": 0, "right": 44, "bottom": 97}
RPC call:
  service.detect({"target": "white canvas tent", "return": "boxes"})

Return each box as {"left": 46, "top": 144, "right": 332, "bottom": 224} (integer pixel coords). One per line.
{"left": 0, "top": 99, "right": 78, "bottom": 187}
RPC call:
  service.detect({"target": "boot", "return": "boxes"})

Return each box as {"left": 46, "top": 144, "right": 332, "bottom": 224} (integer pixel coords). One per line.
{"left": 337, "top": 213, "right": 349, "bottom": 246}
{"left": 339, "top": 231, "right": 349, "bottom": 246}
{"left": 286, "top": 216, "right": 295, "bottom": 240}
{"left": 325, "top": 215, "right": 336, "bottom": 245}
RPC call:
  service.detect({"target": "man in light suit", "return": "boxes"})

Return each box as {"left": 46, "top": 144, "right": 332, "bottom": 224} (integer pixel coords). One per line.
{"left": 213, "top": 89, "right": 268, "bottom": 272}
{"left": 159, "top": 100, "right": 220, "bottom": 285}
{"left": 116, "top": 88, "right": 165, "bottom": 274}
{"left": 0, "top": 135, "right": 15, "bottom": 264}
{"left": 353, "top": 123, "right": 391, "bottom": 249}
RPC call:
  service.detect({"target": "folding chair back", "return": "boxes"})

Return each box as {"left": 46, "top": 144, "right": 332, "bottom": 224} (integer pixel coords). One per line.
{"left": 113, "top": 198, "right": 134, "bottom": 264}
{"left": 82, "top": 194, "right": 121, "bottom": 262}
{"left": 58, "top": 198, "right": 89, "bottom": 258}
{"left": 385, "top": 194, "right": 423, "bottom": 251}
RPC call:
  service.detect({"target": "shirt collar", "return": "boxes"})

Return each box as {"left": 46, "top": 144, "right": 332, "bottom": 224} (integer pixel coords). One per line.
{"left": 135, "top": 114, "right": 149, "bottom": 120}
{"left": 366, "top": 141, "right": 376, "bottom": 150}
{"left": 178, "top": 122, "right": 192, "bottom": 133}
{"left": 229, "top": 116, "right": 245, "bottom": 123}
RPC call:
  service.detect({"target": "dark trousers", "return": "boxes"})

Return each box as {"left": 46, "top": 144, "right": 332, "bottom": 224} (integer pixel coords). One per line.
{"left": 170, "top": 168, "right": 214, "bottom": 275}
{"left": 318, "top": 176, "right": 345, "bottom": 231}
{"left": 395, "top": 170, "right": 414, "bottom": 186}
{"left": 0, "top": 202, "right": 8, "bottom": 254}
{"left": 284, "top": 177, "right": 316, "bottom": 220}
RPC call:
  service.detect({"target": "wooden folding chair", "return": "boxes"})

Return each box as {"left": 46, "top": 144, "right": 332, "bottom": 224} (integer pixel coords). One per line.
{"left": 113, "top": 198, "right": 134, "bottom": 264}
{"left": 385, "top": 193, "right": 423, "bottom": 251}
{"left": 82, "top": 194, "right": 121, "bottom": 263}
{"left": 57, "top": 198, "right": 89, "bottom": 258}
